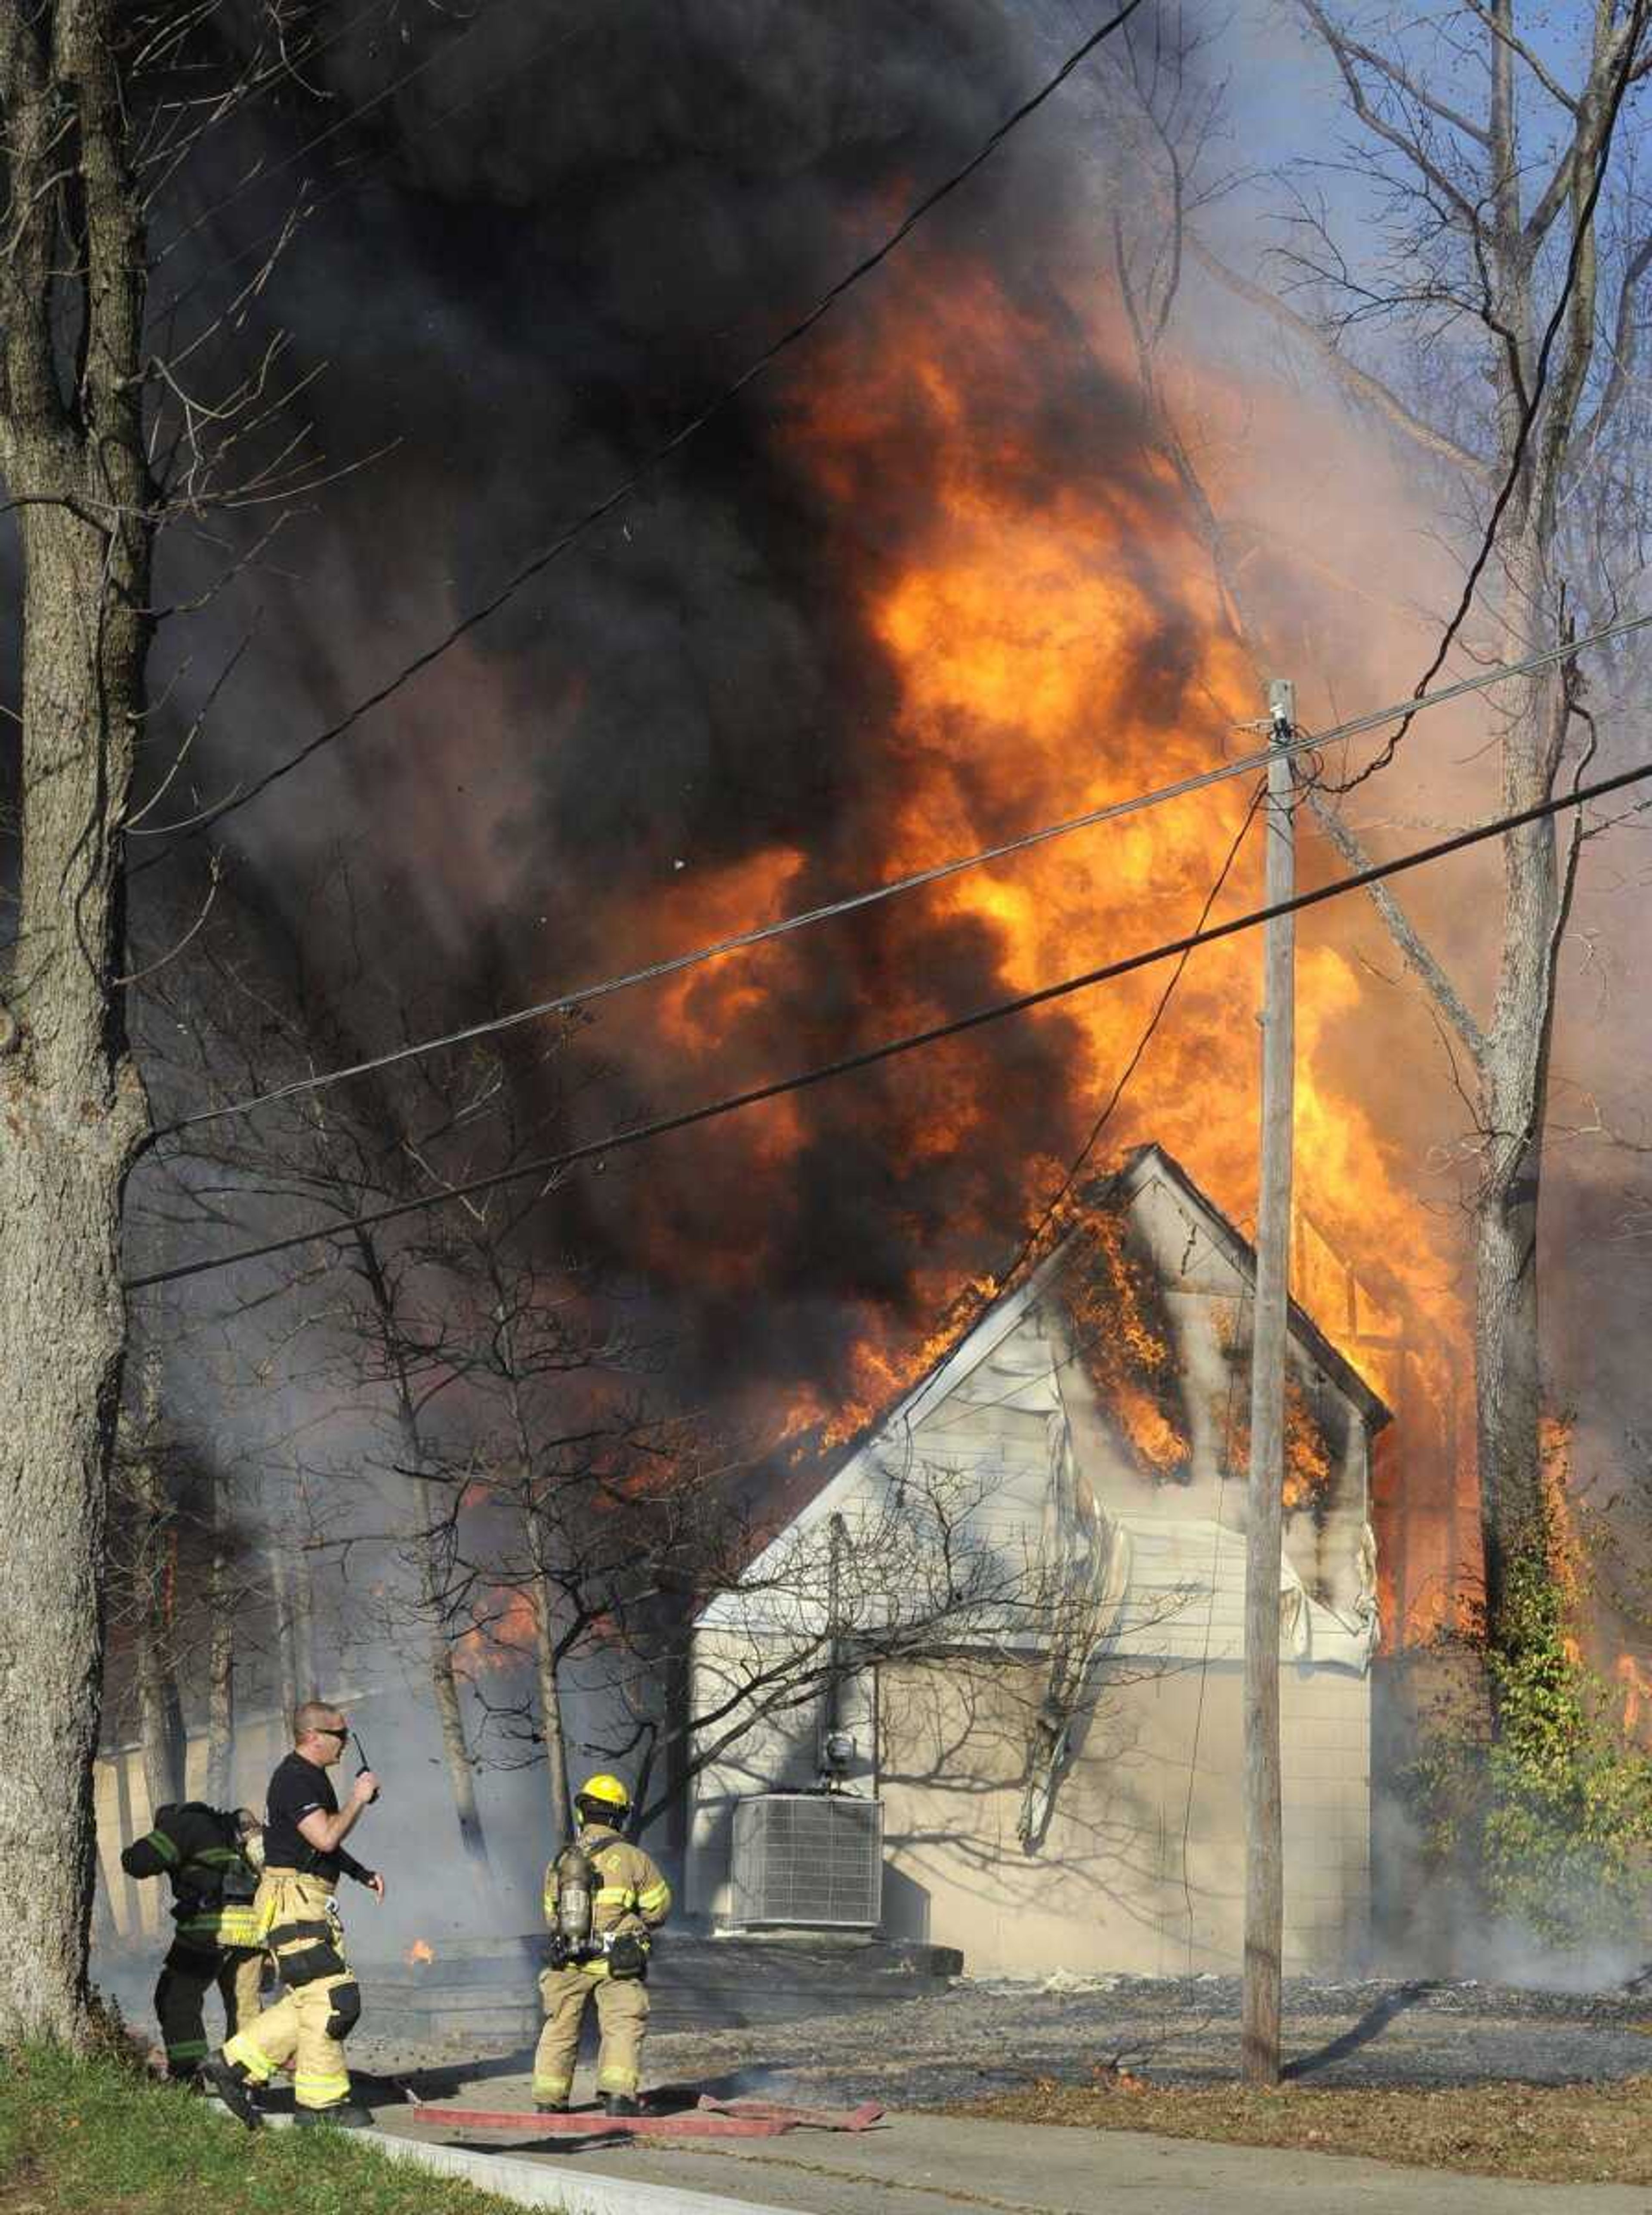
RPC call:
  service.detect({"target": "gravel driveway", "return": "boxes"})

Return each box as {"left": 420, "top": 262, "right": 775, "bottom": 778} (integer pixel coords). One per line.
{"left": 616, "top": 1975, "right": 1652, "bottom": 2107}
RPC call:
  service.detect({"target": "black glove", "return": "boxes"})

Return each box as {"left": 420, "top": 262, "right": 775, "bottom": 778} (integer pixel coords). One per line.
{"left": 546, "top": 1932, "right": 571, "bottom": 1969}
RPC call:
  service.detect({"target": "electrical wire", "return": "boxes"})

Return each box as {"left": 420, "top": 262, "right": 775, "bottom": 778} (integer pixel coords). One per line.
{"left": 123, "top": 740, "right": 1652, "bottom": 1294}
{"left": 148, "top": 607, "right": 1652, "bottom": 1142}
{"left": 130, "top": 0, "right": 1148, "bottom": 873}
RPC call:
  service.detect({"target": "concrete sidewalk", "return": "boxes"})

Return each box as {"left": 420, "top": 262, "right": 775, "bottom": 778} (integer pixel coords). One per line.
{"left": 374, "top": 2090, "right": 1652, "bottom": 2215}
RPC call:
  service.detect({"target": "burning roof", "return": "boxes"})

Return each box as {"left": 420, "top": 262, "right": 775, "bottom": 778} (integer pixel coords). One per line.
{"left": 762, "top": 1141, "right": 1390, "bottom": 1551}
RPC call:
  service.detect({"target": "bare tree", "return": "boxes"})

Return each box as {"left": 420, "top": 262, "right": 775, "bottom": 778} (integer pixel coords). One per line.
{"left": 103, "top": 1304, "right": 267, "bottom": 1824}
{"left": 0, "top": 0, "right": 365, "bottom": 2035}
{"left": 345, "top": 1215, "right": 498, "bottom": 1879}
{"left": 146, "top": 930, "right": 509, "bottom": 1876}
{"left": 139, "top": 874, "right": 657, "bottom": 1876}
{"left": 377, "top": 1105, "right": 675, "bottom": 1842}
{"left": 634, "top": 1455, "right": 1193, "bottom": 1836}
{"left": 1100, "top": 0, "right": 1652, "bottom": 1664}
{"left": 0, "top": 0, "right": 156, "bottom": 2043}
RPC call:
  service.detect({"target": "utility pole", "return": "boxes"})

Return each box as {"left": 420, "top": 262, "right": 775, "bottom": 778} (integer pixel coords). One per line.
{"left": 1242, "top": 677, "right": 1296, "bottom": 2087}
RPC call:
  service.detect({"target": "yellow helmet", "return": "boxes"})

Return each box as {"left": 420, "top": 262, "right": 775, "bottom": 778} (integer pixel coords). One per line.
{"left": 577, "top": 1773, "right": 631, "bottom": 1813}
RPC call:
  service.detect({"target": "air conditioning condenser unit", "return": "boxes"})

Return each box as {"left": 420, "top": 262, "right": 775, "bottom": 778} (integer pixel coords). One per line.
{"left": 728, "top": 1792, "right": 882, "bottom": 1930}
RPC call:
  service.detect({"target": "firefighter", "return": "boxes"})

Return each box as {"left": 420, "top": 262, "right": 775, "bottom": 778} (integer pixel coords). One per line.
{"left": 119, "top": 1802, "right": 266, "bottom": 2082}
{"left": 532, "top": 1773, "right": 672, "bottom": 2116}
{"left": 203, "top": 1701, "right": 385, "bottom": 2131}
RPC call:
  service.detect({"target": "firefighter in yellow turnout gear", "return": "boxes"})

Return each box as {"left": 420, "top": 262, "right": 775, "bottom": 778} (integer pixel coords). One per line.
{"left": 204, "top": 1702, "right": 385, "bottom": 2131}
{"left": 120, "top": 1803, "right": 266, "bottom": 2079}
{"left": 533, "top": 1774, "right": 672, "bottom": 2115}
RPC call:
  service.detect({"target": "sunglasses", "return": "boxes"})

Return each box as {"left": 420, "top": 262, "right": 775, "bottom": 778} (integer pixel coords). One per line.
{"left": 316, "top": 1723, "right": 350, "bottom": 1739}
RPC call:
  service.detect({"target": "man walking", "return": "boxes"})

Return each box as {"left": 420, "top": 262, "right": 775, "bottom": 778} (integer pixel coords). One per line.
{"left": 204, "top": 1701, "right": 384, "bottom": 2129}
{"left": 120, "top": 1802, "right": 265, "bottom": 2081}
{"left": 533, "top": 1773, "right": 671, "bottom": 2116}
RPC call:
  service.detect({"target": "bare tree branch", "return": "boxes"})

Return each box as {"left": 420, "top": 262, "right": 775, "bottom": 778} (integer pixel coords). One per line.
{"left": 1185, "top": 233, "right": 1492, "bottom": 476}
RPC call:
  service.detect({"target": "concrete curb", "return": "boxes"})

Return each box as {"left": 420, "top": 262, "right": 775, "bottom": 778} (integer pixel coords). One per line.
{"left": 236, "top": 2106, "right": 794, "bottom": 2215}
{"left": 366, "top": 2125, "right": 799, "bottom": 2215}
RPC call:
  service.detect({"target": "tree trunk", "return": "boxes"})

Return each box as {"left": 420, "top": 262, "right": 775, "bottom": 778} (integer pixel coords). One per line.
{"left": 0, "top": 1122, "right": 137, "bottom": 2043}
{"left": 203, "top": 1474, "right": 236, "bottom": 1807}
{"left": 1242, "top": 693, "right": 1294, "bottom": 2087}
{"left": 416, "top": 1479, "right": 494, "bottom": 1875}
{"left": 268, "top": 1546, "right": 299, "bottom": 1727}
{"left": 350, "top": 1228, "right": 496, "bottom": 1872}
{"left": 1473, "top": 1170, "right": 1545, "bottom": 1636}
{"left": 0, "top": 0, "right": 154, "bottom": 2042}
{"left": 429, "top": 1628, "right": 493, "bottom": 1870}
{"left": 1472, "top": 528, "right": 1566, "bottom": 1651}
{"left": 531, "top": 1564, "right": 573, "bottom": 1841}
{"left": 127, "top": 1356, "right": 186, "bottom": 1812}
{"left": 290, "top": 1538, "right": 318, "bottom": 1700}
{"left": 0, "top": 508, "right": 149, "bottom": 2039}
{"left": 129, "top": 1445, "right": 187, "bottom": 1815}
{"left": 495, "top": 1303, "right": 573, "bottom": 1842}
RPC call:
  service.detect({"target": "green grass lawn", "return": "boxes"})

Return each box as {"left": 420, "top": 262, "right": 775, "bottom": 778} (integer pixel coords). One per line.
{"left": 0, "top": 2044, "right": 533, "bottom": 2215}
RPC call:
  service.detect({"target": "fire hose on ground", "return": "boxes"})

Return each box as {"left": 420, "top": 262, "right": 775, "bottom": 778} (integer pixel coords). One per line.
{"left": 408, "top": 2094, "right": 885, "bottom": 2142}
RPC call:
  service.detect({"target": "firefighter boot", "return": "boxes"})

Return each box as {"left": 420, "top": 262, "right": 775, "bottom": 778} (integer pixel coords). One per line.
{"left": 294, "top": 2103, "right": 376, "bottom": 2130}
{"left": 201, "top": 2056, "right": 262, "bottom": 2131}
{"left": 602, "top": 2092, "right": 641, "bottom": 2117}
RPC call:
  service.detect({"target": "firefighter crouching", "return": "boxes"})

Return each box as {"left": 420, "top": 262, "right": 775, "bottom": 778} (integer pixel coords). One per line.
{"left": 204, "top": 1701, "right": 385, "bottom": 2130}
{"left": 533, "top": 1774, "right": 671, "bottom": 2115}
{"left": 119, "top": 1803, "right": 266, "bottom": 2081}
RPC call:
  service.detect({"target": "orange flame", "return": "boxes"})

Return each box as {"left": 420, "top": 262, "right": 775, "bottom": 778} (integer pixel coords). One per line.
{"left": 594, "top": 265, "right": 1476, "bottom": 1641}
{"left": 1541, "top": 1417, "right": 1583, "bottom": 1603}
{"left": 798, "top": 282, "right": 1463, "bottom": 1463}
{"left": 405, "top": 1938, "right": 435, "bottom": 1967}
{"left": 456, "top": 1583, "right": 539, "bottom": 1675}
{"left": 1115, "top": 1382, "right": 1187, "bottom": 1475}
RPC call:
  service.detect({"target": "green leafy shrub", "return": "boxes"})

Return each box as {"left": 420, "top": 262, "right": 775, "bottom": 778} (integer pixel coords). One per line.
{"left": 1403, "top": 1503, "right": 1652, "bottom": 1953}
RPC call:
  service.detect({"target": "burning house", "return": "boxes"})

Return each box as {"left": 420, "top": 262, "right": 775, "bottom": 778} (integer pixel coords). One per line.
{"left": 686, "top": 1145, "right": 1389, "bottom": 1978}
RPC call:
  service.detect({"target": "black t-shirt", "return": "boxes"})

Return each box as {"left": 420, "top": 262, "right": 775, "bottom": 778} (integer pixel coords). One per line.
{"left": 265, "top": 1751, "right": 370, "bottom": 1885}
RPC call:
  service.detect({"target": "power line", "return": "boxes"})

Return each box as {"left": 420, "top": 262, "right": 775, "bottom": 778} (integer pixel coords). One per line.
{"left": 124, "top": 741, "right": 1652, "bottom": 1294}
{"left": 150, "top": 607, "right": 1652, "bottom": 1142}
{"left": 130, "top": 0, "right": 1147, "bottom": 873}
